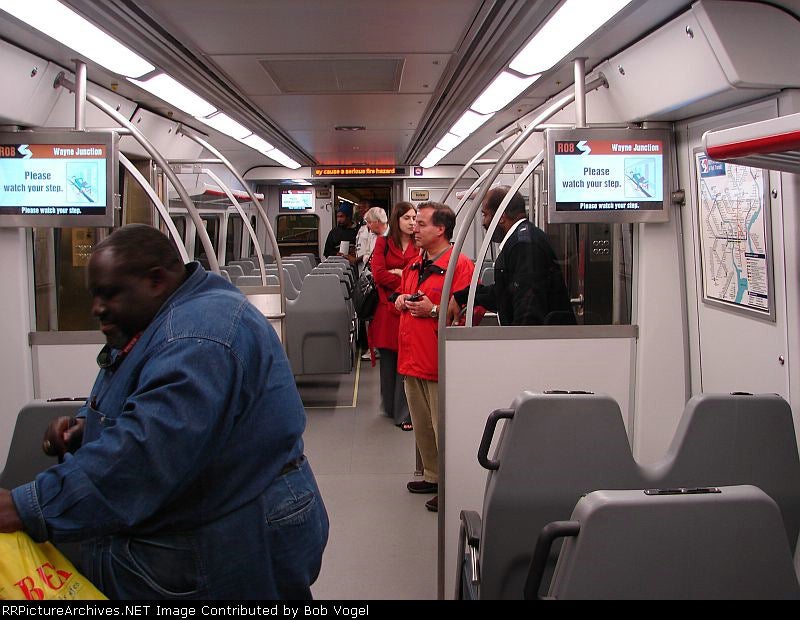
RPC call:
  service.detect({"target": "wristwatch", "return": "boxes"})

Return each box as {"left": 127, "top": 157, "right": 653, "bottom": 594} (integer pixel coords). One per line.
{"left": 430, "top": 304, "right": 439, "bottom": 318}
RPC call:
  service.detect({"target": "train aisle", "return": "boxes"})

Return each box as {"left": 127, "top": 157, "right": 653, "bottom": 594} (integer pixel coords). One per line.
{"left": 298, "top": 356, "right": 437, "bottom": 600}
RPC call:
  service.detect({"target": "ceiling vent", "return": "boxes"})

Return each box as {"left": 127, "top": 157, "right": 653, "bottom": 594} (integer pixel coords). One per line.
{"left": 260, "top": 57, "right": 404, "bottom": 94}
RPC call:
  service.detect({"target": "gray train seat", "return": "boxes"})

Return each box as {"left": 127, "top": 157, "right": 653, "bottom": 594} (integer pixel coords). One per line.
{"left": 648, "top": 392, "right": 800, "bottom": 549}
{"left": 228, "top": 259, "right": 256, "bottom": 275}
{"left": 218, "top": 270, "right": 232, "bottom": 283}
{"left": 480, "top": 265, "right": 494, "bottom": 286}
{"left": 285, "top": 273, "right": 353, "bottom": 375}
{"left": 263, "top": 266, "right": 301, "bottom": 300}
{"left": 237, "top": 274, "right": 280, "bottom": 287}
{"left": 459, "top": 391, "right": 800, "bottom": 599}
{"left": 458, "top": 391, "right": 642, "bottom": 600}
{"left": 219, "top": 264, "right": 244, "bottom": 284}
{"left": 282, "top": 256, "right": 312, "bottom": 280}
{"left": 291, "top": 252, "right": 318, "bottom": 267}
{"left": 0, "top": 399, "right": 86, "bottom": 569}
{"left": 270, "top": 262, "right": 303, "bottom": 291}
{"left": 528, "top": 486, "right": 800, "bottom": 600}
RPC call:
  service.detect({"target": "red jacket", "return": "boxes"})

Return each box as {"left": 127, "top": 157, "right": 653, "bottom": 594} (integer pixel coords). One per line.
{"left": 397, "top": 248, "right": 475, "bottom": 382}
{"left": 368, "top": 235, "right": 419, "bottom": 351}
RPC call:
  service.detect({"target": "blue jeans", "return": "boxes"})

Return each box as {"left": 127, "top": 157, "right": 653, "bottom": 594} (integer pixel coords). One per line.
{"left": 81, "top": 459, "right": 329, "bottom": 600}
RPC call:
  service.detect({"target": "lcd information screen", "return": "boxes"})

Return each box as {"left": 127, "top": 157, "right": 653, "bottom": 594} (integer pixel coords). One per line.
{"left": 546, "top": 128, "right": 670, "bottom": 223}
{"left": 280, "top": 188, "right": 314, "bottom": 211}
{"left": 0, "top": 131, "right": 116, "bottom": 227}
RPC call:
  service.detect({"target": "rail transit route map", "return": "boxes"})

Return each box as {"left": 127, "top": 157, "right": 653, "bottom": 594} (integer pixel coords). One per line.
{"left": 695, "top": 153, "right": 770, "bottom": 315}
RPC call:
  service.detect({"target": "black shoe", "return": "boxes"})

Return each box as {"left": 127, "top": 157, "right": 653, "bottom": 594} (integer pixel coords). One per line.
{"left": 425, "top": 495, "right": 438, "bottom": 512}
{"left": 407, "top": 480, "right": 438, "bottom": 494}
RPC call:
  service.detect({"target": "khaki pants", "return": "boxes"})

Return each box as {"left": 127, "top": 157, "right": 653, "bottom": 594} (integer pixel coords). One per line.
{"left": 404, "top": 376, "right": 439, "bottom": 483}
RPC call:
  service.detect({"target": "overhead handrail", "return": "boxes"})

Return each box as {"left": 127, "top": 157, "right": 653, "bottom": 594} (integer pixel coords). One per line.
{"left": 54, "top": 66, "right": 220, "bottom": 274}
{"left": 118, "top": 153, "right": 190, "bottom": 263}
{"left": 177, "top": 126, "right": 287, "bottom": 342}
{"left": 454, "top": 169, "right": 493, "bottom": 217}
{"left": 439, "top": 73, "right": 608, "bottom": 334}
{"left": 464, "top": 151, "right": 544, "bottom": 326}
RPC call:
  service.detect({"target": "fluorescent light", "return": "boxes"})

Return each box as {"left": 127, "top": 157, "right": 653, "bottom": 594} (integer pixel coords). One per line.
{"left": 0, "top": 0, "right": 155, "bottom": 78}
{"left": 242, "top": 135, "right": 275, "bottom": 154}
{"left": 509, "top": 0, "right": 633, "bottom": 75}
{"left": 471, "top": 71, "right": 539, "bottom": 115}
{"left": 266, "top": 149, "right": 301, "bottom": 170}
{"left": 195, "top": 112, "right": 252, "bottom": 140}
{"left": 420, "top": 148, "right": 447, "bottom": 168}
{"left": 436, "top": 132, "right": 466, "bottom": 152}
{"left": 450, "top": 110, "right": 493, "bottom": 137}
{"left": 130, "top": 73, "right": 216, "bottom": 117}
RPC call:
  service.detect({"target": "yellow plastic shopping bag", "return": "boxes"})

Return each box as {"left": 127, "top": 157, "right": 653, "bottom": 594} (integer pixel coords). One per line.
{"left": 0, "top": 532, "right": 106, "bottom": 600}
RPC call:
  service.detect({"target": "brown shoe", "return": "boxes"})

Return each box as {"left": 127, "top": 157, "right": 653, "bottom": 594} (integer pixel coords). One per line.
{"left": 425, "top": 495, "right": 438, "bottom": 512}
{"left": 407, "top": 480, "right": 438, "bottom": 494}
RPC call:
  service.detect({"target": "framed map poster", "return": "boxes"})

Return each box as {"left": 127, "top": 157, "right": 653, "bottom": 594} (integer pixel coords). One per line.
{"left": 695, "top": 151, "right": 774, "bottom": 321}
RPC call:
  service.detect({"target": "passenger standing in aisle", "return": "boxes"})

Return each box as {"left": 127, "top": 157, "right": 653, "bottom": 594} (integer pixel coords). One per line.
{"left": 369, "top": 202, "right": 418, "bottom": 429}
{"left": 323, "top": 202, "right": 358, "bottom": 259}
{"left": 358, "top": 207, "right": 387, "bottom": 361}
{"left": 448, "top": 186, "right": 575, "bottom": 326}
{"left": 0, "top": 224, "right": 329, "bottom": 600}
{"left": 395, "top": 203, "right": 475, "bottom": 512}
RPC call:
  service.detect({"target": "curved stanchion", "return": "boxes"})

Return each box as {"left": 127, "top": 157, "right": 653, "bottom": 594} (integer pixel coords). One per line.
{"left": 476, "top": 408, "right": 515, "bottom": 470}
{"left": 438, "top": 75, "right": 608, "bottom": 336}
{"left": 201, "top": 168, "right": 266, "bottom": 280}
{"left": 54, "top": 72, "right": 220, "bottom": 274}
{"left": 465, "top": 151, "right": 544, "bottom": 325}
{"left": 442, "top": 126, "right": 521, "bottom": 206}
{"left": 178, "top": 127, "right": 287, "bottom": 341}
{"left": 118, "top": 153, "right": 190, "bottom": 263}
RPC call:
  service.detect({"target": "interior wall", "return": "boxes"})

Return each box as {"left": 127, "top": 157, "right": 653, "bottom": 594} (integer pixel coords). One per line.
{"left": 0, "top": 229, "right": 35, "bottom": 472}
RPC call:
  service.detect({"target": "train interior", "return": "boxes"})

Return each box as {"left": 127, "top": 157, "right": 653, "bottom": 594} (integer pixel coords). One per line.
{"left": 2, "top": 0, "right": 800, "bottom": 599}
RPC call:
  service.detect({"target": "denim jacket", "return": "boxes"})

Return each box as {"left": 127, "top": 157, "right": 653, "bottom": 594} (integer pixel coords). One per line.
{"left": 13, "top": 263, "right": 328, "bottom": 598}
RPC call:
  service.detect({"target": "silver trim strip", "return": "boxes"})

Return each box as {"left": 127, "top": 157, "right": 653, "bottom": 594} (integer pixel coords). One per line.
{"left": 444, "top": 324, "right": 638, "bottom": 341}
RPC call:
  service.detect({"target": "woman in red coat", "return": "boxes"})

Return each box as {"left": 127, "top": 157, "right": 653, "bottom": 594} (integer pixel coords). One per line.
{"left": 369, "top": 202, "right": 418, "bottom": 430}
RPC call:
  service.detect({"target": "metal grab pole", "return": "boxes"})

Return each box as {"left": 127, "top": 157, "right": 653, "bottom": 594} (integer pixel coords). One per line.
{"left": 118, "top": 153, "right": 190, "bottom": 263}
{"left": 54, "top": 71, "right": 221, "bottom": 273}
{"left": 574, "top": 58, "right": 587, "bottom": 129}
{"left": 74, "top": 60, "right": 86, "bottom": 131}
{"left": 177, "top": 126, "right": 287, "bottom": 336}
{"left": 464, "top": 151, "right": 544, "bottom": 325}
{"left": 201, "top": 168, "right": 267, "bottom": 283}
{"left": 438, "top": 75, "right": 607, "bottom": 335}
{"left": 441, "top": 125, "right": 521, "bottom": 205}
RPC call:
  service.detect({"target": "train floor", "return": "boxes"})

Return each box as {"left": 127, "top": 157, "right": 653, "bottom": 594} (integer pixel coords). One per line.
{"left": 298, "top": 354, "right": 437, "bottom": 600}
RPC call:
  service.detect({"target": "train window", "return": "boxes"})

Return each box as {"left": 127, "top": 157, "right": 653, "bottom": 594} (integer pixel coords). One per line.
{"left": 32, "top": 227, "right": 110, "bottom": 331}
{"left": 194, "top": 215, "right": 220, "bottom": 268}
{"left": 226, "top": 214, "right": 244, "bottom": 262}
{"left": 276, "top": 213, "right": 319, "bottom": 257}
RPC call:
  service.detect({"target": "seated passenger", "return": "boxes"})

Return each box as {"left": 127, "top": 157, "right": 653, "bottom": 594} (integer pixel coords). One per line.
{"left": 0, "top": 224, "right": 329, "bottom": 600}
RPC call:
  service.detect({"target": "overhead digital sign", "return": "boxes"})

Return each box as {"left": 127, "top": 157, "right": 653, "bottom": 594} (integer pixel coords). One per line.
{"left": 280, "top": 188, "right": 314, "bottom": 211}
{"left": 312, "top": 166, "right": 406, "bottom": 177}
{"left": 546, "top": 128, "right": 671, "bottom": 223}
{"left": 0, "top": 131, "right": 116, "bottom": 227}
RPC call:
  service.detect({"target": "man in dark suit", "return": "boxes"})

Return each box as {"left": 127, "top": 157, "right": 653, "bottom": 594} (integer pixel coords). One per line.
{"left": 449, "top": 186, "right": 576, "bottom": 326}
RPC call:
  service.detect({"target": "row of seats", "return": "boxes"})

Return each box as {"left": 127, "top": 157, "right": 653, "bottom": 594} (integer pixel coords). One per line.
{"left": 459, "top": 391, "right": 800, "bottom": 599}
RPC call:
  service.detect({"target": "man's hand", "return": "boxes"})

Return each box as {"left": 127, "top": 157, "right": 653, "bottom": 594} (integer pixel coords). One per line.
{"left": 446, "top": 297, "right": 462, "bottom": 326}
{"left": 43, "top": 417, "right": 85, "bottom": 458}
{"left": 405, "top": 294, "right": 434, "bottom": 318}
{"left": 0, "top": 489, "right": 23, "bottom": 533}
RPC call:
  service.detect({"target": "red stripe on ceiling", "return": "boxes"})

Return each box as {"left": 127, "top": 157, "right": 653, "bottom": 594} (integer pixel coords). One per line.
{"left": 707, "top": 132, "right": 800, "bottom": 160}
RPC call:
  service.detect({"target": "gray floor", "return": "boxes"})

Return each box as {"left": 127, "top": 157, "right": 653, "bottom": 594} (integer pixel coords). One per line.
{"left": 299, "top": 356, "right": 437, "bottom": 600}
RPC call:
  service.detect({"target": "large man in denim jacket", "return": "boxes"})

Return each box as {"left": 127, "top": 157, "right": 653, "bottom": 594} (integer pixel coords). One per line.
{"left": 0, "top": 225, "right": 329, "bottom": 599}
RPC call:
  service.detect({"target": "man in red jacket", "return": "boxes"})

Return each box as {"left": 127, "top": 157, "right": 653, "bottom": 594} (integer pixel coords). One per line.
{"left": 395, "top": 202, "right": 474, "bottom": 512}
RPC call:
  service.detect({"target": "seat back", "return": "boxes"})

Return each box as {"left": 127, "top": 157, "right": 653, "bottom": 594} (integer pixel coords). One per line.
{"left": 219, "top": 264, "right": 244, "bottom": 283}
{"left": 228, "top": 260, "right": 255, "bottom": 275}
{"left": 650, "top": 392, "right": 800, "bottom": 554}
{"left": 282, "top": 256, "right": 312, "bottom": 279}
{"left": 285, "top": 273, "right": 353, "bottom": 375}
{"left": 545, "top": 486, "right": 800, "bottom": 600}
{"left": 478, "top": 391, "right": 642, "bottom": 599}
{"left": 0, "top": 400, "right": 85, "bottom": 489}
{"left": 237, "top": 274, "right": 280, "bottom": 287}
{"left": 290, "top": 252, "right": 318, "bottom": 267}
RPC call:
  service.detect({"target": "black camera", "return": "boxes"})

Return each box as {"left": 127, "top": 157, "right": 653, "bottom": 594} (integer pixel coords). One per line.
{"left": 407, "top": 292, "right": 423, "bottom": 302}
